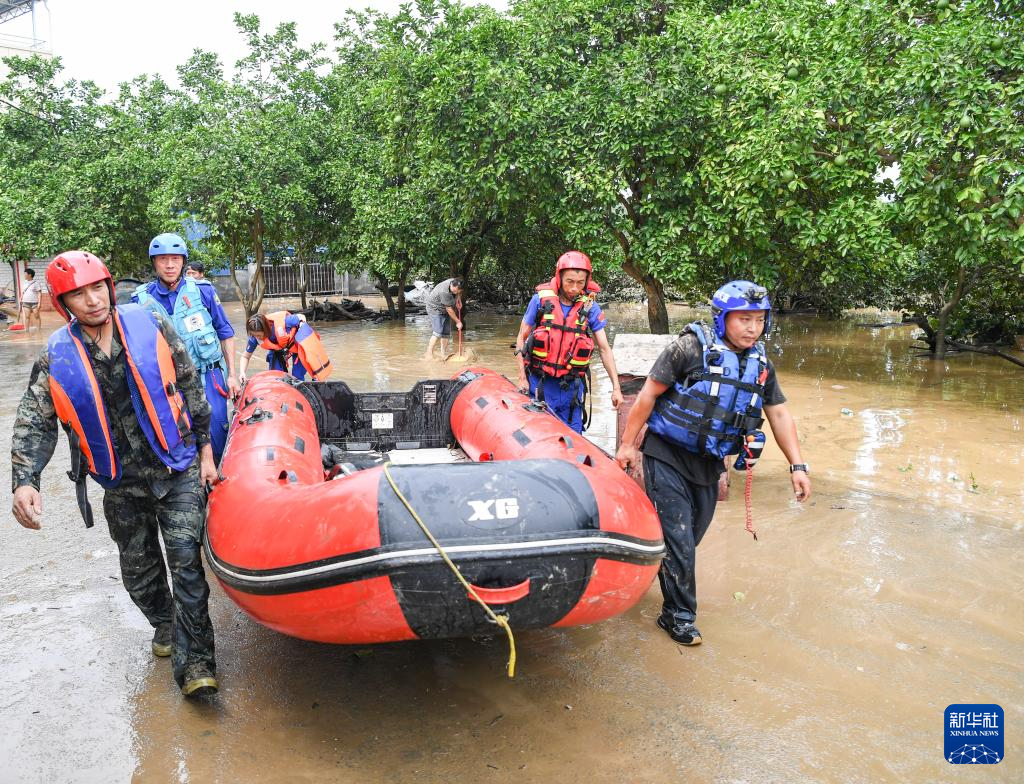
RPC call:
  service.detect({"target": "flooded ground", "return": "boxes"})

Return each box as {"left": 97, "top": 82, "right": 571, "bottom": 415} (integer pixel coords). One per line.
{"left": 1, "top": 297, "right": 1021, "bottom": 783}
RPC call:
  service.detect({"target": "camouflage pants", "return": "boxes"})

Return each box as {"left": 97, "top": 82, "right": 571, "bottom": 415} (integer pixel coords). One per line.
{"left": 102, "top": 464, "right": 215, "bottom": 687}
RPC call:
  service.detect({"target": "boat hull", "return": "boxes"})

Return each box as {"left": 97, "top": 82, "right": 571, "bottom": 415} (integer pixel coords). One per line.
{"left": 205, "top": 368, "right": 664, "bottom": 643}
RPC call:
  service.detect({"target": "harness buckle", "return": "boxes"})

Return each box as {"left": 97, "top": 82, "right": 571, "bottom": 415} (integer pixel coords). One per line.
{"left": 730, "top": 411, "right": 764, "bottom": 430}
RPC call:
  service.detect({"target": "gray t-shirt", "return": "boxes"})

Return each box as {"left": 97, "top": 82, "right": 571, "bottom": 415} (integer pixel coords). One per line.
{"left": 426, "top": 279, "right": 458, "bottom": 316}
{"left": 641, "top": 329, "right": 785, "bottom": 486}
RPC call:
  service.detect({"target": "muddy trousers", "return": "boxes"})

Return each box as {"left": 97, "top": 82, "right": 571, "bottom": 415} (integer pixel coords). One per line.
{"left": 102, "top": 469, "right": 216, "bottom": 687}
{"left": 643, "top": 455, "right": 718, "bottom": 624}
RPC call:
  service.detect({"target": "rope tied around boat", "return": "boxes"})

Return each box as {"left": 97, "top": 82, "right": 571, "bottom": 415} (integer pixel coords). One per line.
{"left": 382, "top": 462, "right": 518, "bottom": 678}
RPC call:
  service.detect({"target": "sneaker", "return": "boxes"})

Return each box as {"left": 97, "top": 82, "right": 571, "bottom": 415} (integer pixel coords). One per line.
{"left": 181, "top": 663, "right": 219, "bottom": 698}
{"left": 657, "top": 615, "right": 702, "bottom": 646}
{"left": 151, "top": 622, "right": 172, "bottom": 658}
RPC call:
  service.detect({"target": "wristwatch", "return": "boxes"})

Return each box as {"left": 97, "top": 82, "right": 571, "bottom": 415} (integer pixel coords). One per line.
{"left": 789, "top": 463, "right": 809, "bottom": 474}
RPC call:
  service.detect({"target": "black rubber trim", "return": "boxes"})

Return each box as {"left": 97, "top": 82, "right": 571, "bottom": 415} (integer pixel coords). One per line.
{"left": 204, "top": 530, "right": 664, "bottom": 596}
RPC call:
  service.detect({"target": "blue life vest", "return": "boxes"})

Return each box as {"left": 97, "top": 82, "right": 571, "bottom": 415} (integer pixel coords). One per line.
{"left": 135, "top": 277, "right": 224, "bottom": 371}
{"left": 47, "top": 305, "right": 197, "bottom": 489}
{"left": 646, "top": 322, "right": 767, "bottom": 458}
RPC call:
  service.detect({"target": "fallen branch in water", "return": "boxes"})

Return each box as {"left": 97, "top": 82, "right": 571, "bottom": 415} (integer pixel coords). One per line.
{"left": 912, "top": 340, "right": 1024, "bottom": 369}
{"left": 948, "top": 340, "right": 1024, "bottom": 369}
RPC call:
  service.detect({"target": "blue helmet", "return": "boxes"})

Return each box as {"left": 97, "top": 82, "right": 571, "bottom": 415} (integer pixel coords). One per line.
{"left": 711, "top": 280, "right": 772, "bottom": 339}
{"left": 149, "top": 233, "right": 189, "bottom": 260}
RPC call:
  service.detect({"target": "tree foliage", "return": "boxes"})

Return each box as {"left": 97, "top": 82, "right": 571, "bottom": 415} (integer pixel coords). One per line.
{"left": 0, "top": 0, "right": 1020, "bottom": 348}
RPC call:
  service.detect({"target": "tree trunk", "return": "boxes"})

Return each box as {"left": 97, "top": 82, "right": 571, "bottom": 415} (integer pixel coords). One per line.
{"left": 911, "top": 314, "right": 937, "bottom": 353}
{"left": 455, "top": 214, "right": 493, "bottom": 292}
{"left": 933, "top": 312, "right": 950, "bottom": 360}
{"left": 297, "top": 249, "right": 308, "bottom": 311}
{"left": 622, "top": 257, "right": 669, "bottom": 334}
{"left": 608, "top": 216, "right": 669, "bottom": 334}
{"left": 374, "top": 271, "right": 395, "bottom": 317}
{"left": 227, "top": 232, "right": 252, "bottom": 318}
{"left": 243, "top": 213, "right": 266, "bottom": 318}
{"left": 933, "top": 266, "right": 969, "bottom": 361}
{"left": 460, "top": 254, "right": 474, "bottom": 292}
{"left": 395, "top": 252, "right": 415, "bottom": 319}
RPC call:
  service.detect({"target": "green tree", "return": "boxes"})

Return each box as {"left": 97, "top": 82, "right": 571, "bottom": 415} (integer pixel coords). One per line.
{"left": 512, "top": 0, "right": 699, "bottom": 332}
{"left": 0, "top": 54, "right": 163, "bottom": 273}
{"left": 872, "top": 0, "right": 1024, "bottom": 357}
{"left": 688, "top": 0, "right": 900, "bottom": 314}
{"left": 156, "top": 15, "right": 330, "bottom": 318}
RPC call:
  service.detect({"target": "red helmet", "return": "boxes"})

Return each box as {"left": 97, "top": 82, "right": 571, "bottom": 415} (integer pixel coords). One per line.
{"left": 555, "top": 250, "right": 592, "bottom": 276}
{"left": 46, "top": 250, "right": 114, "bottom": 322}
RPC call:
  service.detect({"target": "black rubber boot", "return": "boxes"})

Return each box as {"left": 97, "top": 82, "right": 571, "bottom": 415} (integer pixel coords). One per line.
{"left": 151, "top": 622, "right": 173, "bottom": 658}
{"left": 181, "top": 662, "right": 219, "bottom": 697}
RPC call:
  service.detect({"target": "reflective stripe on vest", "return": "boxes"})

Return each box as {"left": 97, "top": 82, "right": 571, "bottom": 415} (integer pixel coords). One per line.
{"left": 135, "top": 278, "right": 224, "bottom": 371}
{"left": 527, "top": 280, "right": 595, "bottom": 379}
{"left": 47, "top": 305, "right": 197, "bottom": 489}
{"left": 646, "top": 321, "right": 767, "bottom": 459}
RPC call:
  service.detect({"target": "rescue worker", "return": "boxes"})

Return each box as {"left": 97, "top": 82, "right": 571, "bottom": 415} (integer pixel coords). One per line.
{"left": 184, "top": 260, "right": 205, "bottom": 279}
{"left": 422, "top": 277, "right": 465, "bottom": 360}
{"left": 132, "top": 233, "right": 237, "bottom": 463}
{"left": 615, "top": 281, "right": 811, "bottom": 646}
{"left": 238, "top": 311, "right": 333, "bottom": 382}
{"left": 11, "top": 251, "right": 220, "bottom": 697}
{"left": 514, "top": 251, "right": 623, "bottom": 433}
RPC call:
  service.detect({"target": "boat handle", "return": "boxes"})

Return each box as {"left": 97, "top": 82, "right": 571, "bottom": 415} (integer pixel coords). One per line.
{"left": 467, "top": 578, "right": 530, "bottom": 605}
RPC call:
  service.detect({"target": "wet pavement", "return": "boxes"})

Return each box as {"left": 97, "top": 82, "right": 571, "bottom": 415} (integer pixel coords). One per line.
{"left": 1, "top": 298, "right": 1022, "bottom": 783}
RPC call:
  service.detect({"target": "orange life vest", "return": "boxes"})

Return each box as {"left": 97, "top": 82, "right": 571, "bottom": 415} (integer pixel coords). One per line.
{"left": 261, "top": 311, "right": 333, "bottom": 381}
{"left": 47, "top": 304, "right": 196, "bottom": 489}
{"left": 526, "top": 278, "right": 599, "bottom": 379}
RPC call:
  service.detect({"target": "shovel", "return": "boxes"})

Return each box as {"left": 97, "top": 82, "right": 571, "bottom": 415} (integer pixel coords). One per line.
{"left": 444, "top": 304, "right": 475, "bottom": 364}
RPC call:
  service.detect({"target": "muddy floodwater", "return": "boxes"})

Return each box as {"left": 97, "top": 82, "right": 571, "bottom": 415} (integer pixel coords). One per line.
{"left": 2, "top": 298, "right": 1021, "bottom": 783}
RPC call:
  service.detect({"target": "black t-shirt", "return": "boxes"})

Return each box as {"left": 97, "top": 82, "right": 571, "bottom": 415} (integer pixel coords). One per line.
{"left": 641, "top": 329, "right": 786, "bottom": 486}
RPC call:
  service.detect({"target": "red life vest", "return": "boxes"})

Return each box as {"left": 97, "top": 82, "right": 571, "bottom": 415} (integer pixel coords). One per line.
{"left": 47, "top": 304, "right": 196, "bottom": 489}
{"left": 526, "top": 277, "right": 600, "bottom": 379}
{"left": 261, "top": 311, "right": 333, "bottom": 381}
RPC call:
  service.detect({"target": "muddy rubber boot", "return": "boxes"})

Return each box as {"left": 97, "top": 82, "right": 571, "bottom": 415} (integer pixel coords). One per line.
{"left": 151, "top": 622, "right": 172, "bottom": 658}
{"left": 181, "top": 663, "right": 219, "bottom": 698}
{"left": 657, "top": 615, "right": 702, "bottom": 646}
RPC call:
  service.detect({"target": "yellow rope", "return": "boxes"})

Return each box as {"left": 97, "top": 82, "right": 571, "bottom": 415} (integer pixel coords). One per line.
{"left": 382, "top": 462, "right": 517, "bottom": 678}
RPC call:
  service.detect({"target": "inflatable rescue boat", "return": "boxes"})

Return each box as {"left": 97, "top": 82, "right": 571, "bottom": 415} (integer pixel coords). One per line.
{"left": 204, "top": 368, "right": 665, "bottom": 643}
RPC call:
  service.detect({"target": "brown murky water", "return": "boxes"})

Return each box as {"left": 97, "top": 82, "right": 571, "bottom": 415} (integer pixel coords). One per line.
{"left": 2, "top": 298, "right": 1021, "bottom": 783}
